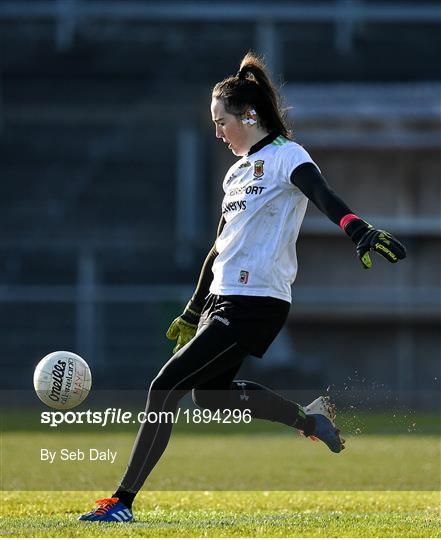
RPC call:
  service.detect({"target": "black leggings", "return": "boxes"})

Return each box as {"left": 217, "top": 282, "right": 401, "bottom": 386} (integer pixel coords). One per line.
{"left": 117, "top": 321, "right": 303, "bottom": 494}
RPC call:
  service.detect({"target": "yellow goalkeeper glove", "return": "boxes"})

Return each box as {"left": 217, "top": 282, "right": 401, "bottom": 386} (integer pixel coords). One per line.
{"left": 165, "top": 304, "right": 201, "bottom": 354}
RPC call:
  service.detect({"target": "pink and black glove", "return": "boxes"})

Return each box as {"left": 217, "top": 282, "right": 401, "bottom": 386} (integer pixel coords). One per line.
{"left": 341, "top": 214, "right": 407, "bottom": 269}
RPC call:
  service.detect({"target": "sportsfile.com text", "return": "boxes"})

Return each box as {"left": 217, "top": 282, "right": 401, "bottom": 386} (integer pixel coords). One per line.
{"left": 40, "top": 408, "right": 252, "bottom": 428}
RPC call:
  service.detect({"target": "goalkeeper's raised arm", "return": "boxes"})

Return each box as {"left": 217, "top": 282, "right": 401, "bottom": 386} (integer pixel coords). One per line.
{"left": 291, "top": 162, "right": 406, "bottom": 269}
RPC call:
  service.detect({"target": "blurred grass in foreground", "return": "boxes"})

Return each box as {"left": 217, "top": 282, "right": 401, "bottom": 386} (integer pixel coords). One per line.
{"left": 1, "top": 490, "right": 440, "bottom": 537}
{"left": 2, "top": 431, "right": 440, "bottom": 491}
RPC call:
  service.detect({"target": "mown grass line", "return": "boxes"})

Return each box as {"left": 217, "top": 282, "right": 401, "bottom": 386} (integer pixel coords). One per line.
{"left": 1, "top": 491, "right": 440, "bottom": 537}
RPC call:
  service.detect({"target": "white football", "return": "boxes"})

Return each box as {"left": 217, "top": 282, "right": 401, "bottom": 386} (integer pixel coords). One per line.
{"left": 33, "top": 351, "right": 92, "bottom": 409}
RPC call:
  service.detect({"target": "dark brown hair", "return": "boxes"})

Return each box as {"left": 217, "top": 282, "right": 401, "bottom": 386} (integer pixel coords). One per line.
{"left": 212, "top": 52, "right": 291, "bottom": 138}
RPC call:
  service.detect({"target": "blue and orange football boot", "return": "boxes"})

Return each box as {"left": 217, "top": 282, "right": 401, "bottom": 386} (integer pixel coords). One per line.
{"left": 302, "top": 396, "right": 345, "bottom": 453}
{"left": 78, "top": 497, "right": 133, "bottom": 522}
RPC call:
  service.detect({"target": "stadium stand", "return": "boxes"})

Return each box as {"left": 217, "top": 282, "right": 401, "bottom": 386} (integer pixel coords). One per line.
{"left": 0, "top": 2, "right": 439, "bottom": 407}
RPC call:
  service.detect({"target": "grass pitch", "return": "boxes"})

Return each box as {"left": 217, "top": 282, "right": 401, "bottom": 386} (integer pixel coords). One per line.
{"left": 1, "top": 413, "right": 440, "bottom": 536}
{"left": 1, "top": 433, "right": 440, "bottom": 537}
{"left": 2, "top": 430, "right": 439, "bottom": 491}
{"left": 1, "top": 490, "right": 440, "bottom": 537}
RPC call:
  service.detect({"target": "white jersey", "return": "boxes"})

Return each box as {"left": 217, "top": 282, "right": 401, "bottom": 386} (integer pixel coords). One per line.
{"left": 210, "top": 134, "right": 318, "bottom": 303}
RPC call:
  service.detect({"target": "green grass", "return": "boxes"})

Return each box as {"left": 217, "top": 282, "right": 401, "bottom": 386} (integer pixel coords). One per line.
{"left": 2, "top": 431, "right": 440, "bottom": 490}
{"left": 1, "top": 490, "right": 440, "bottom": 537}
{"left": 1, "top": 413, "right": 440, "bottom": 536}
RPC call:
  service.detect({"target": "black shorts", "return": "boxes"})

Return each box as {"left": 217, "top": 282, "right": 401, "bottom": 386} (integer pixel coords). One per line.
{"left": 198, "top": 293, "right": 291, "bottom": 358}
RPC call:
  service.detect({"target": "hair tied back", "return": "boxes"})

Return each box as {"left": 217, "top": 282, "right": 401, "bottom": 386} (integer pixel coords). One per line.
{"left": 213, "top": 51, "right": 292, "bottom": 139}
{"left": 237, "top": 67, "right": 257, "bottom": 84}
{"left": 236, "top": 68, "right": 246, "bottom": 80}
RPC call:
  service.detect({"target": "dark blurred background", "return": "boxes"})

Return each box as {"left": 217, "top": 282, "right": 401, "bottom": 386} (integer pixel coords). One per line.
{"left": 0, "top": 0, "right": 440, "bottom": 409}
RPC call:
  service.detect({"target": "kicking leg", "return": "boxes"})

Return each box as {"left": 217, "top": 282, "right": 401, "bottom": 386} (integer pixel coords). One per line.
{"left": 193, "top": 377, "right": 313, "bottom": 432}
{"left": 193, "top": 378, "right": 344, "bottom": 452}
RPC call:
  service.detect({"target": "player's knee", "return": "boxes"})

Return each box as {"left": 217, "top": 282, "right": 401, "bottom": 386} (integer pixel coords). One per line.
{"left": 191, "top": 388, "right": 206, "bottom": 408}
{"left": 192, "top": 388, "right": 220, "bottom": 410}
{"left": 149, "top": 373, "right": 166, "bottom": 393}
{"left": 148, "top": 373, "right": 181, "bottom": 409}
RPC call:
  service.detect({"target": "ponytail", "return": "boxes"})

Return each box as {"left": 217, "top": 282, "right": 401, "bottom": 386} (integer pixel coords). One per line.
{"left": 212, "top": 52, "right": 292, "bottom": 138}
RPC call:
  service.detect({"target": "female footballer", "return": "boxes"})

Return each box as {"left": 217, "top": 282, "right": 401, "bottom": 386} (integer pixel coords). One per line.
{"left": 80, "top": 52, "right": 406, "bottom": 522}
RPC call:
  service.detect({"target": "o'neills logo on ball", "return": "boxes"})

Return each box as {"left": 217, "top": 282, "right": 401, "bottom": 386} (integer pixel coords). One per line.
{"left": 48, "top": 359, "right": 67, "bottom": 402}
{"left": 253, "top": 160, "right": 264, "bottom": 178}
{"left": 60, "top": 358, "right": 75, "bottom": 404}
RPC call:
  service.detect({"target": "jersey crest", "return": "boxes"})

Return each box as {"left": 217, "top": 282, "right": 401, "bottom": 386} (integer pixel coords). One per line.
{"left": 253, "top": 160, "right": 264, "bottom": 178}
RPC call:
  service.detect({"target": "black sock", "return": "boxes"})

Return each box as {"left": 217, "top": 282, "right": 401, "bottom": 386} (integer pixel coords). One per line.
{"left": 112, "top": 489, "right": 136, "bottom": 509}
{"left": 228, "top": 380, "right": 317, "bottom": 432}
{"left": 294, "top": 413, "right": 316, "bottom": 436}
